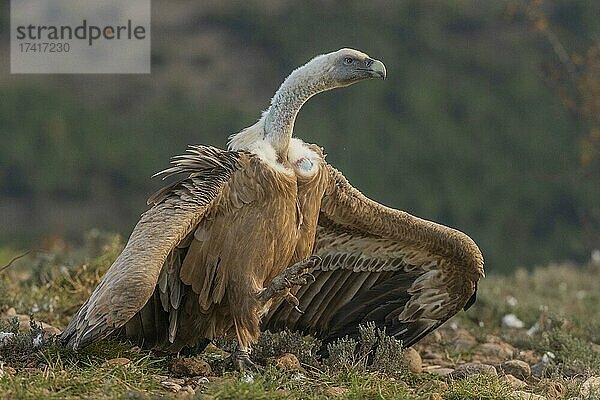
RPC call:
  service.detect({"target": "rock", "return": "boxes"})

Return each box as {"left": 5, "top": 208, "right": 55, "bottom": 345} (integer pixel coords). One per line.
{"left": 273, "top": 353, "right": 301, "bottom": 371}
{"left": 180, "top": 385, "right": 195, "bottom": 396}
{"left": 536, "top": 379, "right": 565, "bottom": 399}
{"left": 449, "top": 329, "right": 478, "bottom": 352}
{"left": 161, "top": 381, "right": 182, "bottom": 392}
{"left": 502, "top": 314, "right": 525, "bottom": 329}
{"left": 5, "top": 307, "right": 16, "bottom": 317}
{"left": 323, "top": 387, "right": 349, "bottom": 396}
{"left": 429, "top": 394, "right": 442, "bottom": 400}
{"left": 580, "top": 376, "right": 600, "bottom": 397}
{"left": 401, "top": 348, "right": 422, "bottom": 373}
{"left": 500, "top": 360, "right": 531, "bottom": 380}
{"left": 101, "top": 358, "right": 131, "bottom": 367}
{"left": 503, "top": 374, "right": 528, "bottom": 389}
{"left": 477, "top": 342, "right": 514, "bottom": 361}
{"left": 518, "top": 350, "right": 539, "bottom": 365}
{"left": 169, "top": 357, "right": 211, "bottom": 377}
{"left": 511, "top": 391, "right": 547, "bottom": 400}
{"left": 449, "top": 363, "right": 497, "bottom": 380}
{"left": 427, "top": 367, "right": 454, "bottom": 377}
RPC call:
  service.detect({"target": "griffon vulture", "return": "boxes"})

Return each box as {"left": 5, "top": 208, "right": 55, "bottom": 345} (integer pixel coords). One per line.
{"left": 62, "top": 49, "right": 484, "bottom": 369}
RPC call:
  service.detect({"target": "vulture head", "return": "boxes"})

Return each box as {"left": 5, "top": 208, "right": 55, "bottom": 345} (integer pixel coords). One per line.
{"left": 324, "top": 48, "right": 387, "bottom": 86}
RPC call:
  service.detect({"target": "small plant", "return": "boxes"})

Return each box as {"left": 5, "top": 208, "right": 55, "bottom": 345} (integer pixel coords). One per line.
{"left": 252, "top": 329, "right": 322, "bottom": 365}
{"left": 325, "top": 322, "right": 405, "bottom": 374}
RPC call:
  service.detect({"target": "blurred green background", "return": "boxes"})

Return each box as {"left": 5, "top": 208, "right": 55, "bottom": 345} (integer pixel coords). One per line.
{"left": 0, "top": 0, "right": 598, "bottom": 273}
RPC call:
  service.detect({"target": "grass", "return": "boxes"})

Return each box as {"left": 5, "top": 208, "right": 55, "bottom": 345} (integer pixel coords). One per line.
{"left": 1, "top": 232, "right": 599, "bottom": 399}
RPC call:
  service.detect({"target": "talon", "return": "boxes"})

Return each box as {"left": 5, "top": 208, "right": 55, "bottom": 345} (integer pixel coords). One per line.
{"left": 309, "top": 255, "right": 322, "bottom": 264}
{"left": 294, "top": 306, "right": 305, "bottom": 314}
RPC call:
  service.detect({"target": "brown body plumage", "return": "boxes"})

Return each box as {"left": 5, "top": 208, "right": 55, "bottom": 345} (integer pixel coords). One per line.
{"left": 62, "top": 49, "right": 483, "bottom": 355}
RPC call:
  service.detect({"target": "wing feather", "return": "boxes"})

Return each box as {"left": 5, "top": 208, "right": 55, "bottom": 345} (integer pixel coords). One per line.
{"left": 264, "top": 163, "right": 484, "bottom": 347}
{"left": 61, "top": 146, "right": 244, "bottom": 349}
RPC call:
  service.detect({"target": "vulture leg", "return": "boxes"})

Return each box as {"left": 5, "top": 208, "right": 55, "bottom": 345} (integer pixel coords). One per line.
{"left": 224, "top": 344, "right": 261, "bottom": 373}
{"left": 259, "top": 256, "right": 320, "bottom": 311}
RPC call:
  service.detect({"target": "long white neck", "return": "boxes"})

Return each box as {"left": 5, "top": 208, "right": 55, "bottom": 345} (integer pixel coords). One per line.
{"left": 263, "top": 61, "right": 333, "bottom": 156}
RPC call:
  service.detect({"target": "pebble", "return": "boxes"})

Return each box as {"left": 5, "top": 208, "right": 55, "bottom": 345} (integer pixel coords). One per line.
{"left": 511, "top": 391, "right": 547, "bottom": 400}
{"left": 449, "top": 329, "right": 478, "bottom": 352}
{"left": 449, "top": 363, "right": 497, "bottom": 380}
{"left": 500, "top": 360, "right": 531, "bottom": 380}
{"left": 161, "top": 381, "right": 182, "bottom": 392}
{"left": 429, "top": 394, "right": 442, "bottom": 400}
{"left": 401, "top": 347, "right": 422, "bottom": 374}
{"left": 427, "top": 367, "right": 454, "bottom": 377}
{"left": 503, "top": 374, "right": 528, "bottom": 389}
{"left": 502, "top": 314, "right": 525, "bottom": 329}
{"left": 169, "top": 357, "right": 211, "bottom": 377}
{"left": 580, "top": 376, "right": 600, "bottom": 397}
{"left": 477, "top": 342, "right": 514, "bottom": 361}
{"left": 274, "top": 353, "right": 301, "bottom": 371}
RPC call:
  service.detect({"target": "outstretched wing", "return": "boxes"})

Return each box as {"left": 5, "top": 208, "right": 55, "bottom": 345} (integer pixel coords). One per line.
{"left": 264, "top": 164, "right": 484, "bottom": 347}
{"left": 61, "top": 146, "right": 244, "bottom": 349}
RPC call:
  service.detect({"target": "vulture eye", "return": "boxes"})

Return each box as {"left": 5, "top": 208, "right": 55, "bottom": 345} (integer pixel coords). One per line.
{"left": 343, "top": 57, "right": 354, "bottom": 65}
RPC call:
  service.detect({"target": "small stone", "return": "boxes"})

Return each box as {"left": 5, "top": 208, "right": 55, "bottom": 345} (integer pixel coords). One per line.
{"left": 5, "top": 307, "right": 16, "bottom": 317}
{"left": 180, "top": 385, "right": 195, "bottom": 395}
{"left": 161, "top": 381, "right": 182, "bottom": 392}
{"left": 536, "top": 379, "right": 565, "bottom": 399}
{"left": 427, "top": 367, "right": 454, "bottom": 377}
{"left": 169, "top": 357, "right": 211, "bottom": 377}
{"left": 101, "top": 357, "right": 131, "bottom": 367}
{"left": 449, "top": 363, "right": 497, "bottom": 380}
{"left": 500, "top": 360, "right": 531, "bottom": 380}
{"left": 323, "top": 386, "right": 349, "bottom": 396}
{"left": 449, "top": 329, "right": 478, "bottom": 352}
{"left": 580, "top": 376, "right": 600, "bottom": 397}
{"left": 477, "top": 342, "right": 514, "bottom": 361}
{"left": 429, "top": 394, "right": 442, "bottom": 400}
{"left": 273, "top": 353, "right": 301, "bottom": 371}
{"left": 401, "top": 347, "right": 422, "bottom": 373}
{"left": 511, "top": 391, "right": 547, "bottom": 400}
{"left": 503, "top": 374, "right": 528, "bottom": 389}
{"left": 502, "top": 314, "right": 525, "bottom": 329}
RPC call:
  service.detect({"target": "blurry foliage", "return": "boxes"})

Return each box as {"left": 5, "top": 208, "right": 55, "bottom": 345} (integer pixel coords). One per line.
{"left": 0, "top": 0, "right": 599, "bottom": 271}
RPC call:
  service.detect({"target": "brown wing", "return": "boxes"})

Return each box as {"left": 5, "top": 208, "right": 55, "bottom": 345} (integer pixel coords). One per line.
{"left": 263, "top": 163, "right": 484, "bottom": 347}
{"left": 61, "top": 146, "right": 246, "bottom": 349}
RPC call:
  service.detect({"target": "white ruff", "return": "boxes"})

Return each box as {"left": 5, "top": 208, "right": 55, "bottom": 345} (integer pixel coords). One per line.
{"left": 227, "top": 115, "right": 291, "bottom": 174}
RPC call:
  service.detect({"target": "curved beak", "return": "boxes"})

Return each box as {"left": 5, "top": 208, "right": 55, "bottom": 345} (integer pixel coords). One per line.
{"left": 367, "top": 59, "right": 386, "bottom": 79}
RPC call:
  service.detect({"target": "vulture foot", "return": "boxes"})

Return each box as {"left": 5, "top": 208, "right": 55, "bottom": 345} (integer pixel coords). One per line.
{"left": 259, "top": 256, "right": 320, "bottom": 308}
{"left": 224, "top": 346, "right": 261, "bottom": 373}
